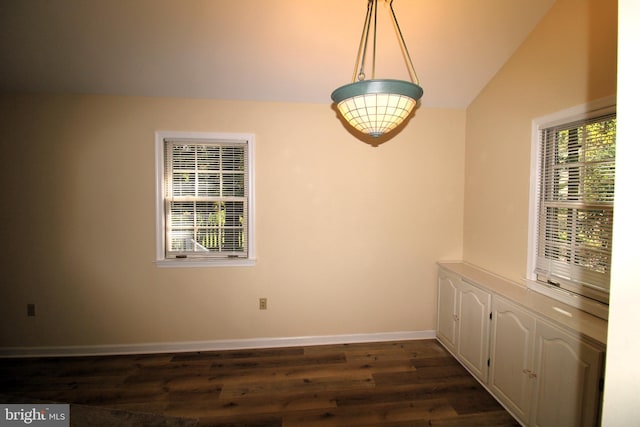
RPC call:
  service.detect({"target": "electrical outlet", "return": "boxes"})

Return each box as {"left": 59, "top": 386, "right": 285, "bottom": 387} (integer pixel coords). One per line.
{"left": 27, "top": 304, "right": 36, "bottom": 317}
{"left": 259, "top": 298, "right": 267, "bottom": 310}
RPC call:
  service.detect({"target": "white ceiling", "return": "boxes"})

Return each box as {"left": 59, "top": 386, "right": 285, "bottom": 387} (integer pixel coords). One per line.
{"left": 0, "top": 0, "right": 555, "bottom": 109}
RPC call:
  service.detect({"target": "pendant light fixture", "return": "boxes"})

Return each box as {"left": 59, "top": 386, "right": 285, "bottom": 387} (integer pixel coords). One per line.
{"left": 331, "top": 0, "right": 423, "bottom": 138}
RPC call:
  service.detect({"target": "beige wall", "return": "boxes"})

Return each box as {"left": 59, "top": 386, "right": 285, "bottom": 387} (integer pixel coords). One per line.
{"left": 0, "top": 0, "right": 620, "bottom": 353}
{"left": 0, "top": 94, "right": 465, "bottom": 348}
{"left": 464, "top": 0, "right": 618, "bottom": 283}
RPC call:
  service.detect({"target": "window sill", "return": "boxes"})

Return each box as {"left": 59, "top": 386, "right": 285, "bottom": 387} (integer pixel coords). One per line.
{"left": 525, "top": 279, "right": 609, "bottom": 320}
{"left": 155, "top": 258, "right": 256, "bottom": 268}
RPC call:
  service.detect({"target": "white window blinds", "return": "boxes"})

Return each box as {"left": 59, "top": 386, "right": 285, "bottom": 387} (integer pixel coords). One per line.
{"left": 535, "top": 113, "right": 616, "bottom": 303}
{"left": 164, "top": 139, "right": 249, "bottom": 258}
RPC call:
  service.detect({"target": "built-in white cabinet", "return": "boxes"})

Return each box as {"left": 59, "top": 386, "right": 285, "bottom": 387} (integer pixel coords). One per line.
{"left": 489, "top": 296, "right": 536, "bottom": 423}
{"left": 437, "top": 265, "right": 606, "bottom": 427}
{"left": 436, "top": 271, "right": 458, "bottom": 351}
{"left": 490, "top": 296, "right": 603, "bottom": 426}
{"left": 436, "top": 269, "right": 491, "bottom": 383}
{"left": 530, "top": 318, "right": 603, "bottom": 427}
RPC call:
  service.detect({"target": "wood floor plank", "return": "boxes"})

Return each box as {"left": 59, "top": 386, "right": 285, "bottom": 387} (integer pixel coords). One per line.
{"left": 426, "top": 409, "right": 520, "bottom": 426}
{"left": 443, "top": 389, "right": 506, "bottom": 415}
{"left": 203, "top": 359, "right": 415, "bottom": 389}
{"left": 220, "top": 374, "right": 376, "bottom": 399}
{"left": 333, "top": 377, "right": 487, "bottom": 408}
{"left": 208, "top": 352, "right": 347, "bottom": 371}
{"left": 165, "top": 392, "right": 338, "bottom": 419}
{"left": 0, "top": 339, "right": 517, "bottom": 426}
{"left": 173, "top": 347, "right": 305, "bottom": 362}
{"left": 280, "top": 398, "right": 458, "bottom": 427}
{"left": 196, "top": 412, "right": 283, "bottom": 427}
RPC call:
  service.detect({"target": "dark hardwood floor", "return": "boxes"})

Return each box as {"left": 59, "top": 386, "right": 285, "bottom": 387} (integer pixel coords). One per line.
{"left": 0, "top": 339, "right": 518, "bottom": 426}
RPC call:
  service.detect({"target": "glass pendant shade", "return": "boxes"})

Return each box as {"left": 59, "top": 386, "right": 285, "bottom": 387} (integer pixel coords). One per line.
{"left": 332, "top": 0, "right": 423, "bottom": 138}
{"left": 332, "top": 79, "right": 423, "bottom": 137}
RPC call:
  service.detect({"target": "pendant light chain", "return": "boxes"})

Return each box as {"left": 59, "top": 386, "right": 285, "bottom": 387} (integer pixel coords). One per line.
{"left": 353, "top": 0, "right": 375, "bottom": 82}
{"left": 353, "top": 0, "right": 417, "bottom": 84}
{"left": 371, "top": 0, "right": 377, "bottom": 80}
{"left": 388, "top": 0, "right": 419, "bottom": 85}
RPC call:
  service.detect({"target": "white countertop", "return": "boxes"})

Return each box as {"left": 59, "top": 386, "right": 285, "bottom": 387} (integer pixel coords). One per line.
{"left": 438, "top": 261, "right": 608, "bottom": 346}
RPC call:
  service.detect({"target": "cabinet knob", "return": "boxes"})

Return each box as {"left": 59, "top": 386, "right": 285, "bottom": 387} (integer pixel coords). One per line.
{"left": 522, "top": 369, "right": 537, "bottom": 379}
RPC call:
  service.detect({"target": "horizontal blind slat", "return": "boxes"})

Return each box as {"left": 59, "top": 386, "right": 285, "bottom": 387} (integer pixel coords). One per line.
{"left": 164, "top": 139, "right": 249, "bottom": 258}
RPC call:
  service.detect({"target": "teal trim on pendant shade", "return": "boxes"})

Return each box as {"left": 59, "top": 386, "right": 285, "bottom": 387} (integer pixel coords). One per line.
{"left": 331, "top": 79, "right": 423, "bottom": 137}
{"left": 331, "top": 79, "right": 423, "bottom": 102}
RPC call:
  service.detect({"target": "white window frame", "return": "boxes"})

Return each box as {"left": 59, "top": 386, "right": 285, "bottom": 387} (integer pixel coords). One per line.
{"left": 527, "top": 96, "right": 615, "bottom": 319}
{"left": 154, "top": 131, "right": 256, "bottom": 267}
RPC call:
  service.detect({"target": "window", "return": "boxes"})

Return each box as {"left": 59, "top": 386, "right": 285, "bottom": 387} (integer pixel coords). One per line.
{"left": 155, "top": 131, "right": 255, "bottom": 267}
{"left": 528, "top": 97, "right": 616, "bottom": 318}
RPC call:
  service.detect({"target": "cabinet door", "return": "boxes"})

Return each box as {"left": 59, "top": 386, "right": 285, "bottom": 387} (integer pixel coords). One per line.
{"left": 457, "top": 279, "right": 491, "bottom": 383}
{"left": 436, "top": 272, "right": 458, "bottom": 353}
{"left": 531, "top": 320, "right": 604, "bottom": 427}
{"left": 489, "top": 296, "right": 536, "bottom": 424}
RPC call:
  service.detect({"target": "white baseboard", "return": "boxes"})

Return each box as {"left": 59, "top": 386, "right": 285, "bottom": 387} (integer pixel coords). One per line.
{"left": 0, "top": 330, "right": 436, "bottom": 358}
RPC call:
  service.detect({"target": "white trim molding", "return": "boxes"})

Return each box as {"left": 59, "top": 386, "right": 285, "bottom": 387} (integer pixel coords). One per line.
{"left": 0, "top": 330, "right": 436, "bottom": 359}
{"left": 526, "top": 95, "right": 616, "bottom": 320}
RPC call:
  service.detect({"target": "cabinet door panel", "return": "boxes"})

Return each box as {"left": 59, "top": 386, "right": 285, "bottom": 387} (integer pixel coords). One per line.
{"left": 457, "top": 280, "right": 491, "bottom": 382}
{"left": 489, "top": 296, "right": 536, "bottom": 424}
{"left": 531, "top": 321, "right": 603, "bottom": 427}
{"left": 436, "top": 273, "right": 458, "bottom": 352}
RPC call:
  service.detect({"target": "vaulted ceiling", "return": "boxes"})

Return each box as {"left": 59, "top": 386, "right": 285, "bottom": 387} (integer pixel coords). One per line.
{"left": 0, "top": 0, "right": 555, "bottom": 109}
